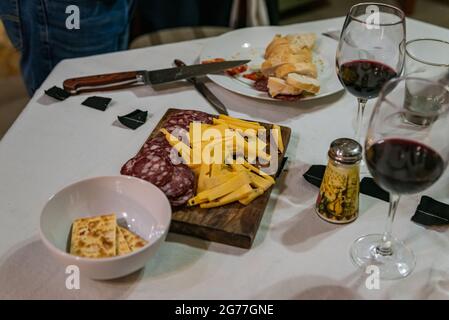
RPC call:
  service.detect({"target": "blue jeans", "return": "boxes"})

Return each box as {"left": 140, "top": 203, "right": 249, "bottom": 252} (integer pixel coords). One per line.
{"left": 0, "top": 0, "right": 133, "bottom": 95}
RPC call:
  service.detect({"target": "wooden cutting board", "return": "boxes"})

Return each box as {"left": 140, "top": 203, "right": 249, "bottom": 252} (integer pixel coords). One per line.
{"left": 139, "top": 108, "right": 291, "bottom": 249}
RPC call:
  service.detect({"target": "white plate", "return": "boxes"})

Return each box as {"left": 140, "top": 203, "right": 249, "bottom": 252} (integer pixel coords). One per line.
{"left": 200, "top": 26, "right": 343, "bottom": 102}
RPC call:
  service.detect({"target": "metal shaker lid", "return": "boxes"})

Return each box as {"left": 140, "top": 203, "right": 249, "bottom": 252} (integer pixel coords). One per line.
{"left": 328, "top": 138, "right": 362, "bottom": 164}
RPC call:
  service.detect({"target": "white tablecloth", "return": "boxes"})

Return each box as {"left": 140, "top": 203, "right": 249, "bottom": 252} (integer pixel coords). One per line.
{"left": 1, "top": 17, "right": 449, "bottom": 299}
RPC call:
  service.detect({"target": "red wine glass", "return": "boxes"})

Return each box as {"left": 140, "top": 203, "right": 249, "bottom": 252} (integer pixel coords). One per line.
{"left": 336, "top": 3, "right": 406, "bottom": 143}
{"left": 350, "top": 77, "right": 449, "bottom": 279}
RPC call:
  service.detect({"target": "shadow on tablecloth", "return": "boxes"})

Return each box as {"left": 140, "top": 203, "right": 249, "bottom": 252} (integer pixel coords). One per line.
{"left": 0, "top": 236, "right": 142, "bottom": 299}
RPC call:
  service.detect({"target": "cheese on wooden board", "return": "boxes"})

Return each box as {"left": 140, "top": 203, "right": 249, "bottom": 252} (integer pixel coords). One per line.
{"left": 70, "top": 214, "right": 117, "bottom": 258}
{"left": 200, "top": 184, "right": 253, "bottom": 208}
{"left": 197, "top": 163, "right": 211, "bottom": 193}
{"left": 188, "top": 172, "right": 251, "bottom": 205}
{"left": 248, "top": 172, "right": 274, "bottom": 190}
{"left": 205, "top": 172, "right": 238, "bottom": 190}
{"left": 217, "top": 115, "right": 264, "bottom": 129}
{"left": 239, "top": 188, "right": 265, "bottom": 205}
{"left": 242, "top": 161, "right": 275, "bottom": 184}
{"left": 271, "top": 124, "right": 284, "bottom": 153}
{"left": 164, "top": 113, "right": 285, "bottom": 209}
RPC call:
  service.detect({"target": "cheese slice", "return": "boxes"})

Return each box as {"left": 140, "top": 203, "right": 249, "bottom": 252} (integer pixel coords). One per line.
{"left": 239, "top": 188, "right": 265, "bottom": 205}
{"left": 204, "top": 172, "right": 238, "bottom": 190}
{"left": 118, "top": 226, "right": 148, "bottom": 252}
{"left": 217, "top": 115, "right": 263, "bottom": 129}
{"left": 189, "top": 171, "right": 251, "bottom": 205}
{"left": 197, "top": 163, "right": 211, "bottom": 193}
{"left": 70, "top": 214, "right": 117, "bottom": 258}
{"left": 248, "top": 172, "right": 274, "bottom": 191}
{"left": 200, "top": 184, "right": 253, "bottom": 208}
{"left": 271, "top": 124, "right": 284, "bottom": 153}
{"left": 116, "top": 226, "right": 131, "bottom": 256}
{"left": 242, "top": 160, "right": 275, "bottom": 184}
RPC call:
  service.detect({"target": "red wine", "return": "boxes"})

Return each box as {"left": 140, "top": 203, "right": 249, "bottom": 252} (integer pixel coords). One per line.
{"left": 338, "top": 60, "right": 397, "bottom": 99}
{"left": 366, "top": 139, "right": 445, "bottom": 194}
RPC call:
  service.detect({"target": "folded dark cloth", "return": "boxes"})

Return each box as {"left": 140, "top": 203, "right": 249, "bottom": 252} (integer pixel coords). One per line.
{"left": 303, "top": 165, "right": 449, "bottom": 226}
{"left": 412, "top": 196, "right": 449, "bottom": 226}
{"left": 302, "top": 164, "right": 325, "bottom": 188}
{"left": 360, "top": 177, "right": 390, "bottom": 202}
{"left": 45, "top": 86, "right": 70, "bottom": 101}
{"left": 81, "top": 96, "right": 112, "bottom": 111}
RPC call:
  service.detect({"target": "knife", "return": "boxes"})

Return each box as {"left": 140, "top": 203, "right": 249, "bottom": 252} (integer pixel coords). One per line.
{"left": 322, "top": 30, "right": 341, "bottom": 41}
{"left": 174, "top": 59, "right": 229, "bottom": 115}
{"left": 63, "top": 60, "right": 250, "bottom": 95}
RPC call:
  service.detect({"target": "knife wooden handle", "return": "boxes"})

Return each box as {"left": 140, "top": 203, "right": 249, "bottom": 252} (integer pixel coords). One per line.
{"left": 63, "top": 71, "right": 143, "bottom": 94}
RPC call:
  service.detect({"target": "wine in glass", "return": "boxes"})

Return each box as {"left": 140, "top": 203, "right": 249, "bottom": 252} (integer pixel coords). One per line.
{"left": 350, "top": 77, "right": 449, "bottom": 280}
{"left": 336, "top": 3, "right": 406, "bottom": 143}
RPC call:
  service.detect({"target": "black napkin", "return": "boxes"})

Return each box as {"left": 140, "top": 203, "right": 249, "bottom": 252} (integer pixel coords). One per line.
{"left": 81, "top": 96, "right": 112, "bottom": 111}
{"left": 118, "top": 109, "right": 148, "bottom": 130}
{"left": 412, "top": 196, "right": 449, "bottom": 226}
{"left": 45, "top": 86, "right": 70, "bottom": 101}
{"left": 360, "top": 177, "right": 390, "bottom": 202}
{"left": 302, "top": 164, "right": 326, "bottom": 188}
{"left": 303, "top": 165, "right": 449, "bottom": 226}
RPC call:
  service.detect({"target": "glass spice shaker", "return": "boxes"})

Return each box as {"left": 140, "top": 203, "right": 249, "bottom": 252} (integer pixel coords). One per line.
{"left": 316, "top": 138, "right": 362, "bottom": 224}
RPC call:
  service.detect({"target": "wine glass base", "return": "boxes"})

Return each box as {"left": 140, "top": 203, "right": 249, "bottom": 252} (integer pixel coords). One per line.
{"left": 350, "top": 234, "right": 415, "bottom": 280}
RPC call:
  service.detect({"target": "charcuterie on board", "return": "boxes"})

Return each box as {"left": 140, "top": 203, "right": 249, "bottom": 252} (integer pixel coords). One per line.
{"left": 120, "top": 108, "right": 291, "bottom": 248}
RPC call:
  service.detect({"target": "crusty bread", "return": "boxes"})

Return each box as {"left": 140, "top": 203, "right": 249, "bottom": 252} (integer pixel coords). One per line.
{"left": 261, "top": 60, "right": 282, "bottom": 76}
{"left": 286, "top": 73, "right": 320, "bottom": 94}
{"left": 262, "top": 33, "right": 320, "bottom": 97}
{"left": 268, "top": 77, "right": 303, "bottom": 97}
{"left": 293, "top": 47, "right": 313, "bottom": 63}
{"left": 285, "top": 33, "right": 316, "bottom": 52}
{"left": 274, "top": 62, "right": 318, "bottom": 79}
{"left": 261, "top": 51, "right": 307, "bottom": 76}
{"left": 267, "top": 47, "right": 303, "bottom": 65}
{"left": 265, "top": 35, "right": 289, "bottom": 59}
{"left": 266, "top": 33, "right": 316, "bottom": 58}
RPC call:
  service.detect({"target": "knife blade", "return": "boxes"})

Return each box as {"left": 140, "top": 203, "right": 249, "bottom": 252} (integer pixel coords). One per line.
{"left": 174, "top": 59, "right": 229, "bottom": 115}
{"left": 63, "top": 60, "right": 250, "bottom": 95}
{"left": 321, "top": 30, "right": 341, "bottom": 41}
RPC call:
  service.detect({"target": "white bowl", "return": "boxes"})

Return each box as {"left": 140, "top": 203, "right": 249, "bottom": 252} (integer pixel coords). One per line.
{"left": 40, "top": 176, "right": 171, "bottom": 280}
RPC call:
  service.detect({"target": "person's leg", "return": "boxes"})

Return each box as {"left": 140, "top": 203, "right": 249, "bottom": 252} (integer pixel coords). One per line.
{"left": 1, "top": 0, "right": 133, "bottom": 96}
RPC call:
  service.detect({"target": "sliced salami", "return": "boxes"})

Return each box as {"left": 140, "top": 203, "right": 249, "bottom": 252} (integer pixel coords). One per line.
{"left": 165, "top": 110, "right": 214, "bottom": 128}
{"left": 138, "top": 133, "right": 170, "bottom": 153}
{"left": 159, "top": 164, "right": 195, "bottom": 199}
{"left": 254, "top": 77, "right": 269, "bottom": 92}
{"left": 120, "top": 157, "right": 137, "bottom": 176}
{"left": 168, "top": 188, "right": 195, "bottom": 207}
{"left": 121, "top": 152, "right": 173, "bottom": 187}
{"left": 140, "top": 138, "right": 172, "bottom": 156}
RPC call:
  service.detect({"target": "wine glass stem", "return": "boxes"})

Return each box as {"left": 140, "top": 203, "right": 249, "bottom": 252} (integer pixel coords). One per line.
{"left": 377, "top": 193, "right": 401, "bottom": 256}
{"left": 355, "top": 98, "right": 367, "bottom": 144}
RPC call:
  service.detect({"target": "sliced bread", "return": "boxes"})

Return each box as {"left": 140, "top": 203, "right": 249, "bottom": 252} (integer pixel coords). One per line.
{"left": 268, "top": 77, "right": 303, "bottom": 97}
{"left": 274, "top": 62, "right": 318, "bottom": 79}
{"left": 286, "top": 73, "right": 320, "bottom": 94}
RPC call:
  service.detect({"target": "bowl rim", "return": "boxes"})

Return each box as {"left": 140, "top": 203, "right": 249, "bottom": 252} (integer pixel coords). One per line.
{"left": 39, "top": 175, "right": 172, "bottom": 262}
